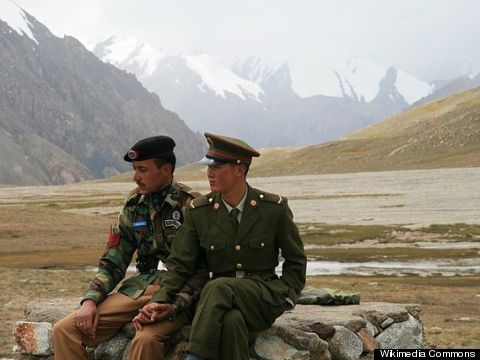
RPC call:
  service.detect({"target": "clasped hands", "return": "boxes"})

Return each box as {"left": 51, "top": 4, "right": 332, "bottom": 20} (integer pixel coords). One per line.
{"left": 132, "top": 302, "right": 176, "bottom": 331}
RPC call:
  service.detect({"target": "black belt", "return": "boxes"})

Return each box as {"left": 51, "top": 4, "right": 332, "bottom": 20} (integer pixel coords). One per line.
{"left": 212, "top": 270, "right": 276, "bottom": 279}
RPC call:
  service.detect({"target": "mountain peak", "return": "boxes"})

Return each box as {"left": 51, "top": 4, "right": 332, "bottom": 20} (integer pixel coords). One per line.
{"left": 0, "top": 0, "right": 38, "bottom": 44}
{"left": 184, "top": 54, "right": 264, "bottom": 101}
{"left": 94, "top": 36, "right": 166, "bottom": 79}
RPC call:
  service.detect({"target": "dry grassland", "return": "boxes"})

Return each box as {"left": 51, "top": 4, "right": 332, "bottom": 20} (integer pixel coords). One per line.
{"left": 1, "top": 169, "right": 480, "bottom": 354}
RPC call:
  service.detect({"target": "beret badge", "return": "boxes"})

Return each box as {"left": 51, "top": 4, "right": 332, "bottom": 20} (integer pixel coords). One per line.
{"left": 127, "top": 149, "right": 138, "bottom": 160}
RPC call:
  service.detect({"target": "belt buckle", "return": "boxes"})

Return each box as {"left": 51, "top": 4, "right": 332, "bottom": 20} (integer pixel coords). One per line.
{"left": 235, "top": 270, "right": 245, "bottom": 278}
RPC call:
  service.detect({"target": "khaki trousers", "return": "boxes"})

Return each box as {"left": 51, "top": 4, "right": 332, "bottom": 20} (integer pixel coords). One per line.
{"left": 53, "top": 285, "right": 188, "bottom": 360}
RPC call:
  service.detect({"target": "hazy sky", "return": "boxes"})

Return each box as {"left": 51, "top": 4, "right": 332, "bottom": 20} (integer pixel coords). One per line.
{"left": 14, "top": 0, "right": 480, "bottom": 81}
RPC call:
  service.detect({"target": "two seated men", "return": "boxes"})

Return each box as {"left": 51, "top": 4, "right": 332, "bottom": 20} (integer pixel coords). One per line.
{"left": 54, "top": 133, "right": 306, "bottom": 360}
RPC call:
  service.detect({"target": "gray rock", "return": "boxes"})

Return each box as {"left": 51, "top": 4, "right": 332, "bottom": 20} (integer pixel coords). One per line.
{"left": 13, "top": 322, "right": 52, "bottom": 356}
{"left": 380, "top": 317, "right": 394, "bottom": 329}
{"left": 365, "top": 321, "right": 379, "bottom": 337}
{"left": 376, "top": 315, "right": 424, "bottom": 349}
{"left": 280, "top": 305, "right": 366, "bottom": 333}
{"left": 120, "top": 322, "right": 136, "bottom": 339}
{"left": 93, "top": 333, "right": 131, "bottom": 360}
{"left": 405, "top": 305, "right": 422, "bottom": 319}
{"left": 24, "top": 299, "right": 79, "bottom": 323}
{"left": 328, "top": 326, "right": 363, "bottom": 360}
{"left": 255, "top": 335, "right": 310, "bottom": 360}
{"left": 256, "top": 325, "right": 330, "bottom": 360}
{"left": 13, "top": 301, "right": 424, "bottom": 359}
{"left": 352, "top": 302, "right": 411, "bottom": 329}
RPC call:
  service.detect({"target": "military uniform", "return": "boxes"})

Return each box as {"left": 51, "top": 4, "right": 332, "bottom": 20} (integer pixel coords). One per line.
{"left": 53, "top": 136, "right": 206, "bottom": 360}
{"left": 151, "top": 133, "right": 307, "bottom": 360}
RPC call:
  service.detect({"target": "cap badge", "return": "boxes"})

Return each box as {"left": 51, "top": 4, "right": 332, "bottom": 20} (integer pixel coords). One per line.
{"left": 172, "top": 210, "right": 181, "bottom": 220}
{"left": 127, "top": 149, "right": 138, "bottom": 160}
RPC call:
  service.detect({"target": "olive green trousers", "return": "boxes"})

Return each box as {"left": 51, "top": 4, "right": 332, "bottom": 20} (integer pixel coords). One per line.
{"left": 188, "top": 277, "right": 285, "bottom": 360}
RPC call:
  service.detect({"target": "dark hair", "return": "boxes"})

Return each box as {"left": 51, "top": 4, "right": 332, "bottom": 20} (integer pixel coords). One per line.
{"left": 155, "top": 151, "right": 176, "bottom": 172}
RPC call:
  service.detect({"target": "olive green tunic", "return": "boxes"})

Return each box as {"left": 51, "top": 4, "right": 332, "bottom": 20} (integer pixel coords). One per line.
{"left": 152, "top": 185, "right": 306, "bottom": 359}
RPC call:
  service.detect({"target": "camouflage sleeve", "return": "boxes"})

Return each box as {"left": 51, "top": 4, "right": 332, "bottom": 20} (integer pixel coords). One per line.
{"left": 81, "top": 204, "right": 137, "bottom": 304}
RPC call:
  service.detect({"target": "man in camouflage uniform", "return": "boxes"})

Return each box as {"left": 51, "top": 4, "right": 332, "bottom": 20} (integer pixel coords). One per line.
{"left": 135, "top": 133, "right": 307, "bottom": 360}
{"left": 53, "top": 136, "right": 206, "bottom": 360}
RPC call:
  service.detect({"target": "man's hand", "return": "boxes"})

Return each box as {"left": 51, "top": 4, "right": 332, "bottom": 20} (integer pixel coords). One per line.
{"left": 132, "top": 303, "right": 176, "bottom": 331}
{"left": 75, "top": 300, "right": 98, "bottom": 339}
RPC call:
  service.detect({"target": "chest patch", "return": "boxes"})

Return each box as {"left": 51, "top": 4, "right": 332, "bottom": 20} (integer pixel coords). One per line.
{"left": 133, "top": 220, "right": 148, "bottom": 228}
{"left": 165, "top": 219, "right": 181, "bottom": 229}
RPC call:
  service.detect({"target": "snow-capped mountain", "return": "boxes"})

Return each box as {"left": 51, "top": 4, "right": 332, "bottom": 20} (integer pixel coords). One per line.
{"left": 232, "top": 51, "right": 433, "bottom": 104}
{"left": 1, "top": 0, "right": 39, "bottom": 43}
{"left": 95, "top": 37, "right": 435, "bottom": 147}
{"left": 95, "top": 37, "right": 264, "bottom": 102}
{"left": 0, "top": 0, "right": 205, "bottom": 185}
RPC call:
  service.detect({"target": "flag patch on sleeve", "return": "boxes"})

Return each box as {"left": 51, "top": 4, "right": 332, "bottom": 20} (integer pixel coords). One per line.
{"left": 107, "top": 225, "right": 121, "bottom": 248}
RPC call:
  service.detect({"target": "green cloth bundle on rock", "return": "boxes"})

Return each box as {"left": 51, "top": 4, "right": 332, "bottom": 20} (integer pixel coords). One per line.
{"left": 297, "top": 288, "right": 360, "bottom": 305}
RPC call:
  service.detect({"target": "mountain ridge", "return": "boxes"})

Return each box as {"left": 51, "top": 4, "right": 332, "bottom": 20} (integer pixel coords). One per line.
{"left": 0, "top": 1, "right": 206, "bottom": 186}
{"left": 169, "top": 86, "right": 480, "bottom": 181}
{"left": 94, "top": 37, "right": 434, "bottom": 148}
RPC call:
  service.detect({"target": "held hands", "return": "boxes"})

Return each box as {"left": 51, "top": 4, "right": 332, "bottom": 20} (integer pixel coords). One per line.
{"left": 132, "top": 302, "right": 176, "bottom": 331}
{"left": 75, "top": 300, "right": 98, "bottom": 339}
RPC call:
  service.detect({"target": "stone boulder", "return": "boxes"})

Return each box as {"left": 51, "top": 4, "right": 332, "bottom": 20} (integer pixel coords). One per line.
{"left": 12, "top": 300, "right": 424, "bottom": 360}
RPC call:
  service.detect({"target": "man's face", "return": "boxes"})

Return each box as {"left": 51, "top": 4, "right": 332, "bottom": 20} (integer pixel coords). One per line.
{"left": 207, "top": 163, "right": 244, "bottom": 193}
{"left": 132, "top": 159, "right": 171, "bottom": 194}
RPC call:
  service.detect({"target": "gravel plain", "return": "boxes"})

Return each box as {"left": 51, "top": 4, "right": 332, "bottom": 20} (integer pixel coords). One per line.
{"left": 189, "top": 167, "right": 480, "bottom": 227}
{"left": 1, "top": 167, "right": 479, "bottom": 227}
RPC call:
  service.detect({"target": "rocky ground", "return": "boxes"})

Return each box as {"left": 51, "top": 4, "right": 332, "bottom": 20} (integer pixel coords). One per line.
{"left": 1, "top": 167, "right": 479, "bottom": 355}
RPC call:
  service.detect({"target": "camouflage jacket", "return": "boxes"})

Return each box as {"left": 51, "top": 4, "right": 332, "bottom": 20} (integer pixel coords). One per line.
{"left": 82, "top": 180, "right": 207, "bottom": 314}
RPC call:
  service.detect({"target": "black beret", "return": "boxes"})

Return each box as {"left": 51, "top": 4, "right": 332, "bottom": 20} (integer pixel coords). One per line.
{"left": 124, "top": 136, "right": 175, "bottom": 162}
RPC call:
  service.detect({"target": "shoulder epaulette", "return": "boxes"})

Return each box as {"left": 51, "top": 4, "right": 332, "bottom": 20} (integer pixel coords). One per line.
{"left": 175, "top": 182, "right": 202, "bottom": 199}
{"left": 125, "top": 187, "right": 142, "bottom": 205}
{"left": 190, "top": 194, "right": 213, "bottom": 209}
{"left": 259, "top": 191, "right": 286, "bottom": 205}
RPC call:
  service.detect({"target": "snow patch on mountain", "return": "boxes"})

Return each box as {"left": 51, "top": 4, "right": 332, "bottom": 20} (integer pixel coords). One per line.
{"left": 1, "top": 0, "right": 38, "bottom": 44}
{"left": 232, "top": 51, "right": 433, "bottom": 104}
{"left": 97, "top": 36, "right": 165, "bottom": 79}
{"left": 185, "top": 54, "right": 264, "bottom": 101}
{"left": 395, "top": 70, "right": 433, "bottom": 104}
{"left": 288, "top": 51, "right": 432, "bottom": 103}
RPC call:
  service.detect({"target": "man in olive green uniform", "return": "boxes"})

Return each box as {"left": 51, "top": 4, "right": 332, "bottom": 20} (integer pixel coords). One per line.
{"left": 53, "top": 136, "right": 206, "bottom": 360}
{"left": 136, "top": 133, "right": 307, "bottom": 360}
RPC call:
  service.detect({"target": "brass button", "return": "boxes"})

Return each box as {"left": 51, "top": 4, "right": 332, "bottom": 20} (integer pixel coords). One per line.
{"left": 210, "top": 245, "right": 215, "bottom": 250}
{"left": 259, "top": 194, "right": 264, "bottom": 199}
{"left": 236, "top": 263, "right": 242, "bottom": 269}
{"left": 235, "top": 245, "right": 241, "bottom": 251}
{"left": 208, "top": 197, "right": 213, "bottom": 203}
{"left": 261, "top": 242, "right": 265, "bottom": 247}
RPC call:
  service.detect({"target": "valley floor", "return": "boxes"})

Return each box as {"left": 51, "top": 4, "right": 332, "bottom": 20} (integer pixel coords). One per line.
{"left": 1, "top": 167, "right": 479, "bottom": 354}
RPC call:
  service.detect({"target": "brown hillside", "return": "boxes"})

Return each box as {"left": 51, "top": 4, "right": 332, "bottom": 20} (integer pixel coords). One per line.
{"left": 103, "top": 87, "right": 480, "bottom": 182}
{"left": 249, "top": 86, "right": 480, "bottom": 177}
